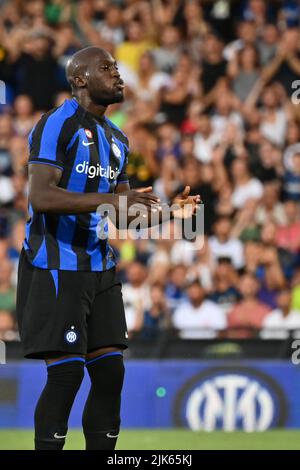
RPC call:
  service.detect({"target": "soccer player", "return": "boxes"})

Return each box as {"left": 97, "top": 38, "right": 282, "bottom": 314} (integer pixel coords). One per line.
{"left": 16, "top": 47, "right": 200, "bottom": 450}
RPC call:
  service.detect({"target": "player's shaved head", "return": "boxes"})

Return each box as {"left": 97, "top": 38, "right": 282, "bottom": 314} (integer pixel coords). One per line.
{"left": 65, "top": 46, "right": 124, "bottom": 107}
{"left": 66, "top": 47, "right": 109, "bottom": 89}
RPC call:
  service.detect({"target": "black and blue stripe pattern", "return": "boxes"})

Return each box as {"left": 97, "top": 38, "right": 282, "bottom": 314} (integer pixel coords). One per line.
{"left": 24, "top": 98, "right": 129, "bottom": 271}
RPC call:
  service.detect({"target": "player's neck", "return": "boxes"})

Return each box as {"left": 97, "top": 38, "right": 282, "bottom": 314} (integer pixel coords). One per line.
{"left": 74, "top": 96, "right": 107, "bottom": 119}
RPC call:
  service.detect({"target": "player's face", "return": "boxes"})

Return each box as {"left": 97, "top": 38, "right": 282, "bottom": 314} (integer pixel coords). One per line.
{"left": 87, "top": 53, "right": 124, "bottom": 106}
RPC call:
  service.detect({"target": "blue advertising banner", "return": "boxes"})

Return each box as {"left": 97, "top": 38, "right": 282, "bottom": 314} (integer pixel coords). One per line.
{"left": 1, "top": 360, "right": 300, "bottom": 430}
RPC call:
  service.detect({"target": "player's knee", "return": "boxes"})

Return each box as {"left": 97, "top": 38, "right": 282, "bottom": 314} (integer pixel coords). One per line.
{"left": 46, "top": 357, "right": 85, "bottom": 389}
{"left": 86, "top": 352, "right": 124, "bottom": 395}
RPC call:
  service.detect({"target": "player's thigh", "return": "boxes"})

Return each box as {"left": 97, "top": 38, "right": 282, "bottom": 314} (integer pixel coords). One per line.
{"left": 17, "top": 256, "right": 96, "bottom": 358}
{"left": 87, "top": 271, "right": 128, "bottom": 352}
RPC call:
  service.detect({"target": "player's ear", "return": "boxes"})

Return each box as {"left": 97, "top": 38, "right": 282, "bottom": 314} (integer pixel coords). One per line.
{"left": 73, "top": 75, "right": 87, "bottom": 88}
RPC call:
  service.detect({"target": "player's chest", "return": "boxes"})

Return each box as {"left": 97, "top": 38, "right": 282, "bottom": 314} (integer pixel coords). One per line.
{"left": 66, "top": 125, "right": 124, "bottom": 188}
{"left": 75, "top": 125, "right": 123, "bottom": 165}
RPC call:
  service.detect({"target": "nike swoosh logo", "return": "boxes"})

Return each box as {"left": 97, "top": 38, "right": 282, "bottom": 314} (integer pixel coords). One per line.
{"left": 106, "top": 433, "right": 119, "bottom": 438}
{"left": 82, "top": 141, "right": 95, "bottom": 146}
{"left": 54, "top": 433, "right": 67, "bottom": 439}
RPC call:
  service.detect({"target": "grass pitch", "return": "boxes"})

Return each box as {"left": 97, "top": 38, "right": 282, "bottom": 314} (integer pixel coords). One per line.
{"left": 0, "top": 429, "right": 300, "bottom": 450}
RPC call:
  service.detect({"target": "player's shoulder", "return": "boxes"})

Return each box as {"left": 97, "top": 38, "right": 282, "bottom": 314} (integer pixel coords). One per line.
{"left": 104, "top": 116, "right": 129, "bottom": 149}
{"left": 29, "top": 99, "right": 79, "bottom": 144}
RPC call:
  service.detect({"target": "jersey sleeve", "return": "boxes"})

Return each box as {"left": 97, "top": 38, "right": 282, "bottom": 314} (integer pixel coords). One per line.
{"left": 28, "top": 109, "right": 72, "bottom": 170}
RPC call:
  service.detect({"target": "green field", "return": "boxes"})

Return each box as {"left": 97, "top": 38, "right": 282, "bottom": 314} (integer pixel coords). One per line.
{"left": 1, "top": 429, "right": 300, "bottom": 450}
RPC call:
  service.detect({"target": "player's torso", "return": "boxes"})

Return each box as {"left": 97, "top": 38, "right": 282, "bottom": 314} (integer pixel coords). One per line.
{"left": 25, "top": 99, "right": 128, "bottom": 271}
{"left": 58, "top": 105, "right": 126, "bottom": 195}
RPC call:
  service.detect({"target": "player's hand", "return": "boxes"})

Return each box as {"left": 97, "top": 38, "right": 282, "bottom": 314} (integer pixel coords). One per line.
{"left": 171, "top": 186, "right": 201, "bottom": 219}
{"left": 115, "top": 186, "right": 161, "bottom": 213}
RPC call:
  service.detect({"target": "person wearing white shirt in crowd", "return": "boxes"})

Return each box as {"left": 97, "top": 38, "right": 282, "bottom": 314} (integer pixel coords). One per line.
{"left": 209, "top": 216, "right": 244, "bottom": 269}
{"left": 261, "top": 288, "right": 300, "bottom": 339}
{"left": 122, "top": 261, "right": 151, "bottom": 335}
{"left": 194, "top": 113, "right": 220, "bottom": 163}
{"left": 173, "top": 279, "right": 226, "bottom": 339}
{"left": 231, "top": 158, "right": 263, "bottom": 209}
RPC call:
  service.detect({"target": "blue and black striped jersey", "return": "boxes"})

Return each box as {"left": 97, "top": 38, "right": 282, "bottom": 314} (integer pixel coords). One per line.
{"left": 24, "top": 98, "right": 129, "bottom": 271}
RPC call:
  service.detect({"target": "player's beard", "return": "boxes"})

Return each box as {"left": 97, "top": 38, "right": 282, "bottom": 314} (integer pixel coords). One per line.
{"left": 93, "top": 90, "right": 124, "bottom": 106}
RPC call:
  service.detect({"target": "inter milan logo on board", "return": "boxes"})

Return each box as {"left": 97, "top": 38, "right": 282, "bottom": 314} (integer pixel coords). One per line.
{"left": 64, "top": 326, "right": 78, "bottom": 344}
{"left": 173, "top": 366, "right": 287, "bottom": 431}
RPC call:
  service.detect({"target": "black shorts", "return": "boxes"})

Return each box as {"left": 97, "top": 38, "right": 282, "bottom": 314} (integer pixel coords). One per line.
{"left": 16, "top": 249, "right": 128, "bottom": 359}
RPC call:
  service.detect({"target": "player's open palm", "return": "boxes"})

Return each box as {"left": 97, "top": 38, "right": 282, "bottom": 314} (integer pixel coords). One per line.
{"left": 172, "top": 186, "right": 201, "bottom": 219}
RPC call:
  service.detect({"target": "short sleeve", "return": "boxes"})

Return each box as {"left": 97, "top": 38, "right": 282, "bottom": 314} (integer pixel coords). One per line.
{"left": 28, "top": 106, "right": 75, "bottom": 170}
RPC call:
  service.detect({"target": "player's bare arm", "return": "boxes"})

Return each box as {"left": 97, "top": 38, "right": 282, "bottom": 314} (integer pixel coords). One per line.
{"left": 28, "top": 164, "right": 160, "bottom": 214}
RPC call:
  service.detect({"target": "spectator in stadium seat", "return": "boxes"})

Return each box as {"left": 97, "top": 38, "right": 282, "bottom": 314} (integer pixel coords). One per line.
{"left": 0, "top": 258, "right": 15, "bottom": 312}
{"left": 227, "top": 272, "right": 271, "bottom": 337}
{"left": 276, "top": 200, "right": 300, "bottom": 254}
{"left": 285, "top": 122, "right": 300, "bottom": 148}
{"left": 209, "top": 258, "right": 241, "bottom": 315}
{"left": 152, "top": 25, "right": 182, "bottom": 74}
{"left": 194, "top": 113, "right": 220, "bottom": 164}
{"left": 259, "top": 221, "right": 295, "bottom": 281}
{"left": 141, "top": 284, "right": 171, "bottom": 340}
{"left": 243, "top": 240, "right": 262, "bottom": 275}
{"left": 255, "top": 181, "right": 285, "bottom": 226}
{"left": 13, "top": 30, "right": 59, "bottom": 110}
{"left": 209, "top": 216, "right": 245, "bottom": 269}
{"left": 132, "top": 51, "right": 172, "bottom": 106}
{"left": 8, "top": 136, "right": 28, "bottom": 174}
{"left": 94, "top": 4, "right": 125, "bottom": 47}
{"left": 192, "top": 238, "right": 214, "bottom": 291}
{"left": 262, "top": 28, "right": 300, "bottom": 97}
{"left": 257, "top": 23, "right": 279, "bottom": 66}
{"left": 173, "top": 279, "right": 226, "bottom": 339}
{"left": 283, "top": 152, "right": 300, "bottom": 202}
{"left": 230, "top": 158, "right": 264, "bottom": 209}
{"left": 223, "top": 21, "right": 257, "bottom": 61}
{"left": 165, "top": 264, "right": 188, "bottom": 311}
{"left": 159, "top": 53, "right": 198, "bottom": 126}
{"left": 228, "top": 45, "right": 260, "bottom": 102}
{"left": 116, "top": 20, "right": 155, "bottom": 73}
{"left": 122, "top": 261, "right": 151, "bottom": 337}
{"left": 259, "top": 85, "right": 288, "bottom": 147}
{"left": 261, "top": 288, "right": 300, "bottom": 339}
{"left": 256, "top": 245, "right": 286, "bottom": 309}
{"left": 211, "top": 93, "right": 243, "bottom": 136}
{"left": 241, "top": 0, "right": 272, "bottom": 29}
{"left": 0, "top": 237, "right": 9, "bottom": 263}
{"left": 156, "top": 122, "right": 181, "bottom": 162}
{"left": 0, "top": 309, "right": 17, "bottom": 341}
{"left": 12, "top": 95, "right": 35, "bottom": 137}
{"left": 253, "top": 140, "right": 282, "bottom": 184}
{"left": 200, "top": 32, "right": 227, "bottom": 94}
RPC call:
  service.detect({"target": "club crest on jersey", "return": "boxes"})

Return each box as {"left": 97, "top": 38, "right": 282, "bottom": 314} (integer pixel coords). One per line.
{"left": 64, "top": 326, "right": 78, "bottom": 344}
{"left": 84, "top": 129, "right": 93, "bottom": 139}
{"left": 112, "top": 142, "right": 121, "bottom": 158}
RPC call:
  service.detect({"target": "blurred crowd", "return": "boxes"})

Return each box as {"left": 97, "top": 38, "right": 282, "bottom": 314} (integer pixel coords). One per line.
{"left": 0, "top": 0, "right": 300, "bottom": 342}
